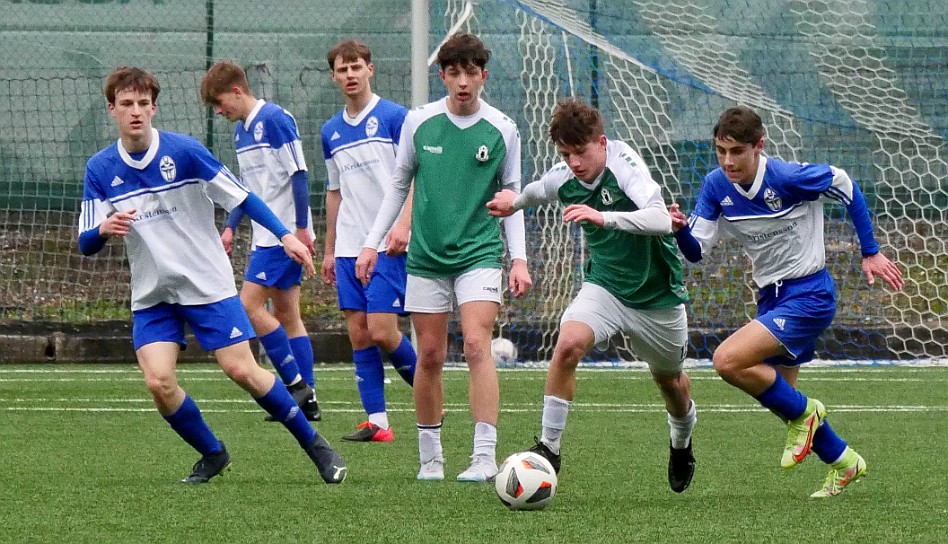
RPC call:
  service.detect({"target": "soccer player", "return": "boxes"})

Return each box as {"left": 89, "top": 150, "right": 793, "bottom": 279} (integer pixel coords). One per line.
{"left": 670, "top": 106, "right": 904, "bottom": 498}
{"left": 200, "top": 61, "right": 321, "bottom": 423}
{"left": 355, "top": 33, "right": 533, "bottom": 482}
{"left": 320, "top": 40, "right": 417, "bottom": 443}
{"left": 487, "top": 98, "right": 698, "bottom": 493}
{"left": 78, "top": 66, "right": 346, "bottom": 484}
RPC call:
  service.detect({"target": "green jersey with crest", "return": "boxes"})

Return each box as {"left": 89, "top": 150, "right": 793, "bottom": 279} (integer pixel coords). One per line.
{"left": 522, "top": 139, "right": 687, "bottom": 309}
{"left": 388, "top": 98, "right": 522, "bottom": 277}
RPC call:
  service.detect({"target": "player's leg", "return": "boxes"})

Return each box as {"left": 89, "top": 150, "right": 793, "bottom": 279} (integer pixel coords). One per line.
{"left": 133, "top": 305, "right": 228, "bottom": 483}
{"left": 335, "top": 256, "right": 392, "bottom": 441}
{"left": 186, "top": 297, "right": 346, "bottom": 483}
{"left": 779, "top": 365, "right": 867, "bottom": 498}
{"left": 628, "top": 303, "right": 696, "bottom": 492}
{"left": 411, "top": 311, "right": 451, "bottom": 480}
{"left": 716, "top": 272, "right": 835, "bottom": 471}
{"left": 369, "top": 253, "right": 416, "bottom": 386}
{"left": 341, "top": 309, "right": 392, "bottom": 442}
{"left": 453, "top": 268, "right": 504, "bottom": 482}
{"left": 271, "top": 285, "right": 320, "bottom": 421}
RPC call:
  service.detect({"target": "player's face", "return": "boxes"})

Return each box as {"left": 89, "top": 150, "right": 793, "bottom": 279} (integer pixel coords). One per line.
{"left": 331, "top": 57, "right": 374, "bottom": 100}
{"left": 440, "top": 63, "right": 487, "bottom": 116}
{"left": 715, "top": 136, "right": 763, "bottom": 184}
{"left": 109, "top": 88, "right": 156, "bottom": 141}
{"left": 211, "top": 91, "right": 246, "bottom": 122}
{"left": 556, "top": 135, "right": 607, "bottom": 183}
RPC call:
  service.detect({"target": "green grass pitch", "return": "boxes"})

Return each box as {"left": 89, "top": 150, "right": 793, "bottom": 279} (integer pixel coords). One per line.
{"left": 1, "top": 364, "right": 946, "bottom": 544}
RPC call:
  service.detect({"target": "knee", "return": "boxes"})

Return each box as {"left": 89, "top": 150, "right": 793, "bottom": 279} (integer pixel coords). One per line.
{"left": 416, "top": 343, "right": 447, "bottom": 368}
{"left": 368, "top": 326, "right": 395, "bottom": 349}
{"left": 712, "top": 347, "right": 742, "bottom": 381}
{"left": 143, "top": 372, "right": 178, "bottom": 402}
{"left": 462, "top": 336, "right": 490, "bottom": 365}
{"left": 219, "top": 358, "right": 254, "bottom": 385}
{"left": 553, "top": 335, "right": 588, "bottom": 369}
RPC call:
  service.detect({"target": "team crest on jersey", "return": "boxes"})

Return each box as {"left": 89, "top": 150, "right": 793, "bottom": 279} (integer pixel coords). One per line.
{"left": 475, "top": 145, "right": 490, "bottom": 162}
{"left": 600, "top": 187, "right": 614, "bottom": 205}
{"left": 159, "top": 156, "right": 176, "bottom": 182}
{"left": 253, "top": 121, "right": 264, "bottom": 142}
{"left": 763, "top": 188, "right": 782, "bottom": 212}
{"left": 365, "top": 116, "right": 379, "bottom": 138}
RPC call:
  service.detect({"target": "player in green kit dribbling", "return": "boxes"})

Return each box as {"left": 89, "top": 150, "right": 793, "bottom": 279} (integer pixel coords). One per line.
{"left": 356, "top": 33, "right": 532, "bottom": 482}
{"left": 488, "top": 98, "right": 698, "bottom": 492}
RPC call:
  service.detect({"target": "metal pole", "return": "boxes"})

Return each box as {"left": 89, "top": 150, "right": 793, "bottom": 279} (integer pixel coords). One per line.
{"left": 411, "top": 0, "right": 430, "bottom": 107}
{"left": 205, "top": 0, "right": 215, "bottom": 149}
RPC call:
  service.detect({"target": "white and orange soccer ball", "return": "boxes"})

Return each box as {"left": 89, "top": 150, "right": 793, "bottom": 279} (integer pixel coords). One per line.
{"left": 494, "top": 451, "right": 558, "bottom": 510}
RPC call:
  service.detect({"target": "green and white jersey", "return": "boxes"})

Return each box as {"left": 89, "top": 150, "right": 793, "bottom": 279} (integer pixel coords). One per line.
{"left": 518, "top": 139, "right": 688, "bottom": 309}
{"left": 364, "top": 97, "right": 525, "bottom": 277}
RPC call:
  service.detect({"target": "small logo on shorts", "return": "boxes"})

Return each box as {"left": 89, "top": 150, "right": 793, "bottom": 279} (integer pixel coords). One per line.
{"left": 773, "top": 318, "right": 786, "bottom": 331}
{"left": 392, "top": 299, "right": 401, "bottom": 308}
{"left": 229, "top": 327, "right": 243, "bottom": 339}
{"left": 256, "top": 271, "right": 267, "bottom": 280}
{"left": 482, "top": 286, "right": 499, "bottom": 293}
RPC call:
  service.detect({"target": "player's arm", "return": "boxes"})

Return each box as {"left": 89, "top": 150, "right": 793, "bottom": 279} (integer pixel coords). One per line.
{"left": 323, "top": 186, "right": 341, "bottom": 285}
{"left": 385, "top": 182, "right": 414, "bottom": 256}
{"left": 498, "top": 126, "right": 532, "bottom": 298}
{"left": 77, "top": 165, "right": 128, "bottom": 256}
{"left": 273, "top": 109, "right": 315, "bottom": 254}
{"left": 235, "top": 192, "right": 314, "bottom": 276}
{"left": 290, "top": 170, "right": 314, "bottom": 254}
{"left": 671, "top": 176, "right": 723, "bottom": 263}
{"left": 816, "top": 166, "right": 904, "bottom": 290}
{"left": 220, "top": 207, "right": 244, "bottom": 255}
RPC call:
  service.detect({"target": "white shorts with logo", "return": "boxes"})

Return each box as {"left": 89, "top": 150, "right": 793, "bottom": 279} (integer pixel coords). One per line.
{"left": 405, "top": 267, "right": 502, "bottom": 313}
{"left": 561, "top": 282, "right": 688, "bottom": 375}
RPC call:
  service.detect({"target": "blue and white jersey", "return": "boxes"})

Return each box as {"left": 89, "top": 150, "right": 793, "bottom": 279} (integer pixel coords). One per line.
{"left": 321, "top": 94, "right": 408, "bottom": 256}
{"left": 235, "top": 99, "right": 314, "bottom": 249}
{"left": 688, "top": 156, "right": 866, "bottom": 288}
{"left": 78, "top": 128, "right": 249, "bottom": 310}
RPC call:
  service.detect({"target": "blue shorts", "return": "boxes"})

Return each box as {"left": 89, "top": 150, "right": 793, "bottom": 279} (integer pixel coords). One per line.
{"left": 335, "top": 254, "right": 408, "bottom": 315}
{"left": 245, "top": 245, "right": 303, "bottom": 290}
{"left": 756, "top": 269, "right": 836, "bottom": 366}
{"left": 132, "top": 296, "right": 256, "bottom": 351}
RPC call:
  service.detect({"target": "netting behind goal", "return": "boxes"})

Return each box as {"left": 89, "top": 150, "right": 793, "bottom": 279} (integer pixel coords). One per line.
{"left": 450, "top": 0, "right": 946, "bottom": 362}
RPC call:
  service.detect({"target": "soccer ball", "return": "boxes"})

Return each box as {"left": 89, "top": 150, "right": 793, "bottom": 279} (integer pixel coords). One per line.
{"left": 490, "top": 337, "right": 518, "bottom": 364}
{"left": 494, "top": 451, "right": 558, "bottom": 510}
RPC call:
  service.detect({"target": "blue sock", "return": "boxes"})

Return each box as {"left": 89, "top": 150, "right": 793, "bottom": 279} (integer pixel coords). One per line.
{"left": 812, "top": 419, "right": 848, "bottom": 464}
{"left": 754, "top": 373, "right": 808, "bottom": 421}
{"left": 254, "top": 378, "right": 317, "bottom": 447}
{"left": 260, "top": 327, "right": 301, "bottom": 385}
{"left": 353, "top": 346, "right": 386, "bottom": 416}
{"left": 388, "top": 335, "right": 416, "bottom": 387}
{"left": 289, "top": 335, "right": 315, "bottom": 388}
{"left": 163, "top": 394, "right": 222, "bottom": 455}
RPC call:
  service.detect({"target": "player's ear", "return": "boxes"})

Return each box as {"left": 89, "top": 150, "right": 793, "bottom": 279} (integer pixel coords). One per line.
{"left": 367, "top": 63, "right": 375, "bottom": 77}
{"left": 482, "top": 69, "right": 489, "bottom": 81}
{"left": 754, "top": 138, "right": 764, "bottom": 154}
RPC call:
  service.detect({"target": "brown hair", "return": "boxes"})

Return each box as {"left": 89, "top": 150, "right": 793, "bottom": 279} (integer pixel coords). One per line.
{"left": 436, "top": 32, "right": 490, "bottom": 70}
{"left": 200, "top": 61, "right": 251, "bottom": 105}
{"left": 712, "top": 106, "right": 764, "bottom": 144}
{"left": 103, "top": 66, "right": 160, "bottom": 105}
{"left": 326, "top": 39, "right": 372, "bottom": 70}
{"left": 548, "top": 98, "right": 605, "bottom": 147}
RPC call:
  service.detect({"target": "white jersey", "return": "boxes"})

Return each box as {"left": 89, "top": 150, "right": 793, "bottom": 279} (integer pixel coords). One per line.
{"left": 235, "top": 99, "right": 314, "bottom": 249}
{"left": 79, "top": 129, "right": 249, "bottom": 310}
{"left": 321, "top": 94, "right": 408, "bottom": 256}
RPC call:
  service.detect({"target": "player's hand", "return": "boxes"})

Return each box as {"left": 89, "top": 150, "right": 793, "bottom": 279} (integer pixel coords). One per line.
{"left": 295, "top": 227, "right": 315, "bottom": 256}
{"left": 280, "top": 233, "right": 316, "bottom": 277}
{"left": 562, "top": 204, "right": 604, "bottom": 227}
{"left": 669, "top": 203, "right": 688, "bottom": 232}
{"left": 487, "top": 189, "right": 518, "bottom": 217}
{"left": 862, "top": 252, "right": 905, "bottom": 291}
{"left": 99, "top": 209, "right": 136, "bottom": 238}
{"left": 509, "top": 258, "right": 533, "bottom": 298}
{"left": 385, "top": 221, "right": 410, "bottom": 256}
{"left": 220, "top": 226, "right": 234, "bottom": 255}
{"left": 321, "top": 253, "right": 336, "bottom": 286}
{"left": 355, "top": 247, "right": 379, "bottom": 287}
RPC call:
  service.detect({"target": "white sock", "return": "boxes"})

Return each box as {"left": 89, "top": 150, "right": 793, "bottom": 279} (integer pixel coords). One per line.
{"left": 472, "top": 421, "right": 497, "bottom": 460}
{"left": 417, "top": 425, "right": 443, "bottom": 463}
{"left": 368, "top": 411, "right": 389, "bottom": 430}
{"left": 668, "top": 399, "right": 697, "bottom": 449}
{"left": 540, "top": 395, "right": 572, "bottom": 454}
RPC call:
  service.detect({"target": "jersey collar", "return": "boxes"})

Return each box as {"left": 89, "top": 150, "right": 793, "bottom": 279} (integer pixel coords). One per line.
{"left": 733, "top": 155, "right": 768, "bottom": 200}
{"left": 343, "top": 94, "right": 380, "bottom": 126}
{"left": 117, "top": 128, "right": 160, "bottom": 170}
{"left": 243, "top": 99, "right": 266, "bottom": 131}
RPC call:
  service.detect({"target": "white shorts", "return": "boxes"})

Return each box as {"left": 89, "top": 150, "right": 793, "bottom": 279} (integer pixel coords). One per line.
{"left": 561, "top": 282, "right": 688, "bottom": 374}
{"left": 405, "top": 267, "right": 502, "bottom": 313}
